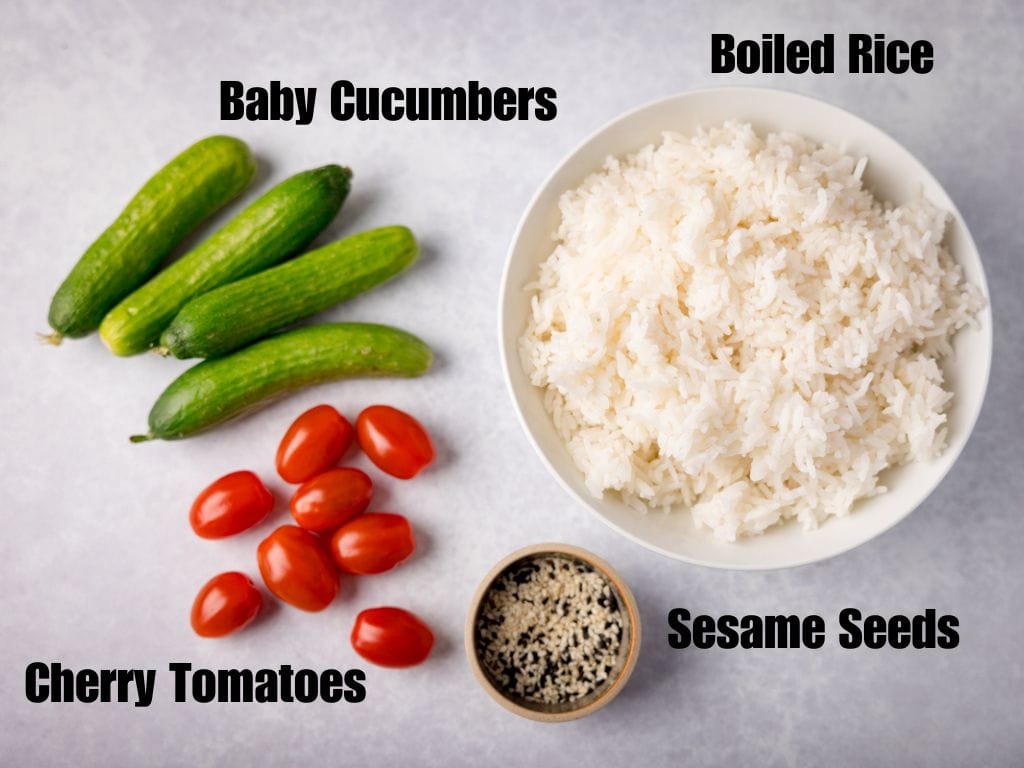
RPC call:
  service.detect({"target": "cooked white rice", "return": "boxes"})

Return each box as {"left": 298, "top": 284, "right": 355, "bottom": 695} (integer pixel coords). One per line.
{"left": 520, "top": 121, "right": 982, "bottom": 541}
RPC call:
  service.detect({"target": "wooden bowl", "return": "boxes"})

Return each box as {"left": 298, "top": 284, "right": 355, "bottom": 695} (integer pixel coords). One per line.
{"left": 464, "top": 543, "right": 641, "bottom": 722}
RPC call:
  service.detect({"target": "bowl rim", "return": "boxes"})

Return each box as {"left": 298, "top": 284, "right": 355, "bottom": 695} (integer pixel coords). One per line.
{"left": 497, "top": 85, "right": 993, "bottom": 571}
{"left": 464, "top": 542, "right": 642, "bottom": 723}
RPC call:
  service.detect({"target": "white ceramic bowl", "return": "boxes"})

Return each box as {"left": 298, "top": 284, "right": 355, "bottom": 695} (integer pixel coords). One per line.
{"left": 499, "top": 87, "right": 992, "bottom": 570}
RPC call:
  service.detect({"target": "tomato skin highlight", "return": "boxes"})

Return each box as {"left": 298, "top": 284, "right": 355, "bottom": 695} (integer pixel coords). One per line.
{"left": 289, "top": 468, "right": 373, "bottom": 532}
{"left": 356, "top": 405, "right": 435, "bottom": 479}
{"left": 330, "top": 513, "right": 415, "bottom": 574}
{"left": 256, "top": 525, "right": 339, "bottom": 611}
{"left": 276, "top": 404, "right": 354, "bottom": 484}
{"left": 190, "top": 572, "right": 262, "bottom": 638}
{"left": 190, "top": 470, "right": 273, "bottom": 539}
{"left": 351, "top": 607, "right": 434, "bottom": 667}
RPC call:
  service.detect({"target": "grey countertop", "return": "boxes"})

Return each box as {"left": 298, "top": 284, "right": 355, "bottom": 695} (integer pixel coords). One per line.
{"left": 2, "top": 1, "right": 1021, "bottom": 765}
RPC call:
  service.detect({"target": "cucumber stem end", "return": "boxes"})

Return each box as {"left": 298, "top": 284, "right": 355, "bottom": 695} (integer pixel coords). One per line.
{"left": 37, "top": 331, "right": 63, "bottom": 346}
{"left": 129, "top": 432, "right": 156, "bottom": 443}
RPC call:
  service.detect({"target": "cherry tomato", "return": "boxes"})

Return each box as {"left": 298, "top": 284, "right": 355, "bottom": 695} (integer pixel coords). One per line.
{"left": 351, "top": 607, "right": 434, "bottom": 667}
{"left": 190, "top": 470, "right": 273, "bottom": 539}
{"left": 356, "top": 405, "right": 435, "bottom": 479}
{"left": 256, "top": 525, "right": 339, "bottom": 611}
{"left": 276, "top": 404, "right": 354, "bottom": 484}
{"left": 330, "top": 513, "right": 415, "bottom": 575}
{"left": 190, "top": 572, "right": 262, "bottom": 638}
{"left": 289, "top": 468, "right": 373, "bottom": 532}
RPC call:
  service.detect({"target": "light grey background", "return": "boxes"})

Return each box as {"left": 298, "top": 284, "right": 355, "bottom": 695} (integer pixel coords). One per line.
{"left": 2, "top": 1, "right": 1021, "bottom": 765}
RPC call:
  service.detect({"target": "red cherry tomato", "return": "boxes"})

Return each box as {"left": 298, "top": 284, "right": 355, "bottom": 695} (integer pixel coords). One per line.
{"left": 190, "top": 572, "right": 262, "bottom": 638}
{"left": 330, "top": 513, "right": 415, "bottom": 575}
{"left": 351, "top": 607, "right": 434, "bottom": 667}
{"left": 276, "top": 405, "right": 354, "bottom": 484}
{"left": 356, "top": 405, "right": 435, "bottom": 479}
{"left": 289, "top": 468, "right": 373, "bottom": 532}
{"left": 190, "top": 470, "right": 273, "bottom": 539}
{"left": 256, "top": 525, "right": 339, "bottom": 611}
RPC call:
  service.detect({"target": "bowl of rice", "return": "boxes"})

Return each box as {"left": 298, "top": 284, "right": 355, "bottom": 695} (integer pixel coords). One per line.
{"left": 500, "top": 87, "right": 991, "bottom": 569}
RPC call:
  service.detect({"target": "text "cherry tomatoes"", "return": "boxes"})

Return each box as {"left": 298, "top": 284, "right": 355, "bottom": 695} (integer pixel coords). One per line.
{"left": 351, "top": 607, "right": 434, "bottom": 667}
{"left": 257, "top": 526, "right": 339, "bottom": 612}
{"left": 276, "top": 404, "right": 354, "bottom": 484}
{"left": 191, "top": 572, "right": 262, "bottom": 638}
{"left": 190, "top": 470, "right": 273, "bottom": 539}
{"left": 356, "top": 405, "right": 435, "bottom": 479}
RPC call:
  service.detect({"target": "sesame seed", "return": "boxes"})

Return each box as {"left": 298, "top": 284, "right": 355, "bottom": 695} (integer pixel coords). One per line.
{"left": 475, "top": 554, "right": 625, "bottom": 706}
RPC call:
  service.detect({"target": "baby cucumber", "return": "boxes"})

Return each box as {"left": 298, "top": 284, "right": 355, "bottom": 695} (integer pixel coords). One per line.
{"left": 133, "top": 323, "right": 432, "bottom": 441}
{"left": 46, "top": 136, "right": 255, "bottom": 341}
{"left": 98, "top": 164, "right": 352, "bottom": 356}
{"left": 159, "top": 226, "right": 418, "bottom": 359}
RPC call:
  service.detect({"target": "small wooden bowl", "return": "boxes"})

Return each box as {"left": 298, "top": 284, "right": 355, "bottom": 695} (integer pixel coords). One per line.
{"left": 465, "top": 543, "right": 641, "bottom": 722}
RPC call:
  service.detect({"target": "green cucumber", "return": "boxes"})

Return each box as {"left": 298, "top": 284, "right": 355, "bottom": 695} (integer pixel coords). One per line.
{"left": 98, "top": 164, "right": 352, "bottom": 356}
{"left": 46, "top": 136, "right": 255, "bottom": 341}
{"left": 133, "top": 323, "right": 432, "bottom": 440}
{"left": 159, "top": 226, "right": 418, "bottom": 359}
